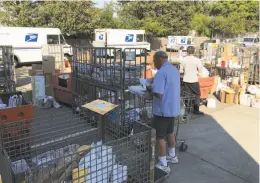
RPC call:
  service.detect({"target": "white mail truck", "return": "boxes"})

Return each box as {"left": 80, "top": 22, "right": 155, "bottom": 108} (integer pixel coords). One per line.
{"left": 0, "top": 27, "right": 72, "bottom": 66}
{"left": 93, "top": 29, "right": 151, "bottom": 56}
{"left": 166, "top": 36, "right": 195, "bottom": 51}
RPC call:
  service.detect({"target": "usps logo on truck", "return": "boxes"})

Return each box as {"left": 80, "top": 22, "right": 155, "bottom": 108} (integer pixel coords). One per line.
{"left": 98, "top": 34, "right": 104, "bottom": 40}
{"left": 180, "top": 38, "right": 187, "bottom": 44}
{"left": 170, "top": 38, "right": 175, "bottom": 44}
{"left": 25, "top": 33, "right": 38, "bottom": 42}
{"left": 125, "top": 34, "right": 134, "bottom": 42}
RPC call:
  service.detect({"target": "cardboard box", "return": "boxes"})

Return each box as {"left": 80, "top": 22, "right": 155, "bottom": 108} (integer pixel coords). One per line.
{"left": 28, "top": 69, "right": 44, "bottom": 76}
{"left": 45, "top": 74, "right": 52, "bottom": 86}
{"left": 45, "top": 74, "right": 54, "bottom": 97}
{"left": 72, "top": 168, "right": 88, "bottom": 183}
{"left": 32, "top": 64, "right": 42, "bottom": 71}
{"left": 232, "top": 77, "right": 239, "bottom": 85}
{"left": 230, "top": 84, "right": 241, "bottom": 104}
{"left": 45, "top": 86, "right": 54, "bottom": 97}
{"left": 221, "top": 88, "right": 235, "bottom": 104}
{"left": 42, "top": 55, "right": 55, "bottom": 74}
{"left": 223, "top": 43, "right": 233, "bottom": 61}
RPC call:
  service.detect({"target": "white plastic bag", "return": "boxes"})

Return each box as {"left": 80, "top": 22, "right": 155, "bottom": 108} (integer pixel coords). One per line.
{"left": 12, "top": 159, "right": 30, "bottom": 174}
{"left": 111, "top": 164, "right": 127, "bottom": 183}
{"left": 201, "top": 66, "right": 209, "bottom": 78}
{"left": 55, "top": 144, "right": 79, "bottom": 159}
{"left": 32, "top": 150, "right": 56, "bottom": 167}
{"left": 239, "top": 94, "right": 252, "bottom": 107}
{"left": 78, "top": 141, "right": 115, "bottom": 183}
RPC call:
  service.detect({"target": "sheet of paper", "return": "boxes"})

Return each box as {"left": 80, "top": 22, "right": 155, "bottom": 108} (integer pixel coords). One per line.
{"left": 128, "top": 86, "right": 146, "bottom": 94}
{"left": 82, "top": 99, "right": 118, "bottom": 115}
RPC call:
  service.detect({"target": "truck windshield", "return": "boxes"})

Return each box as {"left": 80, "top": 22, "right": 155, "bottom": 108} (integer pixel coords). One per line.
{"left": 187, "top": 38, "right": 192, "bottom": 44}
{"left": 60, "top": 35, "right": 66, "bottom": 44}
{"left": 47, "top": 35, "right": 59, "bottom": 44}
{"left": 244, "top": 38, "right": 254, "bottom": 42}
{"left": 136, "top": 34, "right": 144, "bottom": 42}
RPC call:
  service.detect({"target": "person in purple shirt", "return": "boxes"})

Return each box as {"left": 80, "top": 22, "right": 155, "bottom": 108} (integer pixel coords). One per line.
{"left": 151, "top": 51, "right": 180, "bottom": 173}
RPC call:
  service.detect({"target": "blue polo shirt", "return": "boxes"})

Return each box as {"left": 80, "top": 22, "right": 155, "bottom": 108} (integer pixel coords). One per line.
{"left": 153, "top": 62, "right": 180, "bottom": 117}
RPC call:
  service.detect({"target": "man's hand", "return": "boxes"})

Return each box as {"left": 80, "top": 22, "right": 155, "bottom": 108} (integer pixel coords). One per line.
{"left": 146, "top": 85, "right": 153, "bottom": 92}
{"left": 154, "top": 93, "right": 163, "bottom": 99}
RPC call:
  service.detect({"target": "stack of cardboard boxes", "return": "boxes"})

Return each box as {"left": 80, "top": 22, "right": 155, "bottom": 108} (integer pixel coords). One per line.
{"left": 29, "top": 56, "right": 60, "bottom": 99}
{"left": 216, "top": 45, "right": 260, "bottom": 108}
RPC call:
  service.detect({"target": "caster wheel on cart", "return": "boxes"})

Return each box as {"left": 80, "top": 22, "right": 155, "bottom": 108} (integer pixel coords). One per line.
{"left": 179, "top": 143, "right": 188, "bottom": 152}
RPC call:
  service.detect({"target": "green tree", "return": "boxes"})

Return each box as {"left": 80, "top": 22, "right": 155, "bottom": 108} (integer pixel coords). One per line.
{"left": 192, "top": 14, "right": 211, "bottom": 37}
{"left": 1, "top": 1, "right": 99, "bottom": 36}
{"left": 117, "top": 1, "right": 195, "bottom": 37}
{"left": 193, "top": 1, "right": 259, "bottom": 37}
{"left": 97, "top": 3, "right": 119, "bottom": 29}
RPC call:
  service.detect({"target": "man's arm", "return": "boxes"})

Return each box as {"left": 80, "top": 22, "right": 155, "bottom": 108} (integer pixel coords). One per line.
{"left": 153, "top": 71, "right": 165, "bottom": 99}
{"left": 154, "top": 93, "right": 163, "bottom": 99}
{"left": 180, "top": 59, "right": 185, "bottom": 73}
{"left": 197, "top": 59, "right": 203, "bottom": 76}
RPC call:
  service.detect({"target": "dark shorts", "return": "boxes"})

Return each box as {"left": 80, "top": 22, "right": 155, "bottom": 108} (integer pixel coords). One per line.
{"left": 152, "top": 115, "right": 175, "bottom": 140}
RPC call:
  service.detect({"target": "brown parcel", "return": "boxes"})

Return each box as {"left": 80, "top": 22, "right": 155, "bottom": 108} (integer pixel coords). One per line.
{"left": 221, "top": 88, "right": 235, "bottom": 104}
{"left": 230, "top": 84, "right": 241, "bottom": 104}
{"left": 42, "top": 56, "right": 55, "bottom": 74}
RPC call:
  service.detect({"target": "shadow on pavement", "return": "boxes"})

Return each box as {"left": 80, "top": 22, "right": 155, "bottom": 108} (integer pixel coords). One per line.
{"left": 167, "top": 110, "right": 258, "bottom": 183}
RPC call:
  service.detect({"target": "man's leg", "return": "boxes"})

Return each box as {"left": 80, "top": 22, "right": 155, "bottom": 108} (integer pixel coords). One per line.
{"left": 157, "top": 139, "right": 167, "bottom": 165}
{"left": 194, "top": 92, "right": 201, "bottom": 112}
{"left": 154, "top": 116, "right": 167, "bottom": 166}
{"left": 167, "top": 133, "right": 175, "bottom": 149}
{"left": 152, "top": 116, "right": 170, "bottom": 173}
{"left": 192, "top": 82, "right": 204, "bottom": 115}
{"left": 166, "top": 117, "right": 178, "bottom": 163}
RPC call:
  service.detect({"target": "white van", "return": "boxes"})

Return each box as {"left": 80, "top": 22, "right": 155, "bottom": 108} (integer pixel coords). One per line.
{"left": 242, "top": 37, "right": 259, "bottom": 47}
{"left": 166, "top": 36, "right": 195, "bottom": 51}
{"left": 0, "top": 27, "right": 72, "bottom": 66}
{"left": 93, "top": 29, "right": 150, "bottom": 56}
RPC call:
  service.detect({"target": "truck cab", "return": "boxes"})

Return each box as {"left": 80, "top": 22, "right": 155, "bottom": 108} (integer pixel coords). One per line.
{"left": 93, "top": 29, "right": 150, "bottom": 56}
{"left": 242, "top": 37, "right": 259, "bottom": 47}
{"left": 0, "top": 27, "right": 72, "bottom": 65}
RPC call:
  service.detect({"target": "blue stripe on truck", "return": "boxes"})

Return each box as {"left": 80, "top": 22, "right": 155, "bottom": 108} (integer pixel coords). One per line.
{"left": 14, "top": 47, "right": 42, "bottom": 50}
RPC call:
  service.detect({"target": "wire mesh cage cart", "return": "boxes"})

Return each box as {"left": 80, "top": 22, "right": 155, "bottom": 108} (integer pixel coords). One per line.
{"left": 71, "top": 47, "right": 149, "bottom": 137}
{"left": 128, "top": 88, "right": 195, "bottom": 152}
{"left": 0, "top": 108, "right": 157, "bottom": 183}
{"left": 71, "top": 47, "right": 147, "bottom": 90}
{"left": 129, "top": 90, "right": 195, "bottom": 125}
{"left": 0, "top": 46, "right": 16, "bottom": 93}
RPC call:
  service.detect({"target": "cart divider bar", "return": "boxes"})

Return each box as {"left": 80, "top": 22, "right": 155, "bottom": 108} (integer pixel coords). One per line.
{"left": 31, "top": 128, "right": 97, "bottom": 149}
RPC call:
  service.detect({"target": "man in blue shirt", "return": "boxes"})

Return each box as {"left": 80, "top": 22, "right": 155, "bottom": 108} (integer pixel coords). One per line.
{"left": 152, "top": 51, "right": 180, "bottom": 173}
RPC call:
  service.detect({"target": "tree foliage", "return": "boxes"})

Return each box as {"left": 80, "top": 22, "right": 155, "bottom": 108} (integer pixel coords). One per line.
{"left": 194, "top": 1, "right": 259, "bottom": 37}
{"left": 117, "top": 1, "right": 194, "bottom": 37}
{"left": 0, "top": 1, "right": 259, "bottom": 38}
{"left": 97, "top": 2, "right": 118, "bottom": 29}
{"left": 1, "top": 1, "right": 99, "bottom": 36}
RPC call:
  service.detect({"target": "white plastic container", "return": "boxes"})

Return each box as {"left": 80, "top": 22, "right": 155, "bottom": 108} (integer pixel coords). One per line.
{"left": 239, "top": 94, "right": 252, "bottom": 107}
{"left": 251, "top": 97, "right": 260, "bottom": 108}
{"left": 207, "top": 98, "right": 216, "bottom": 108}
